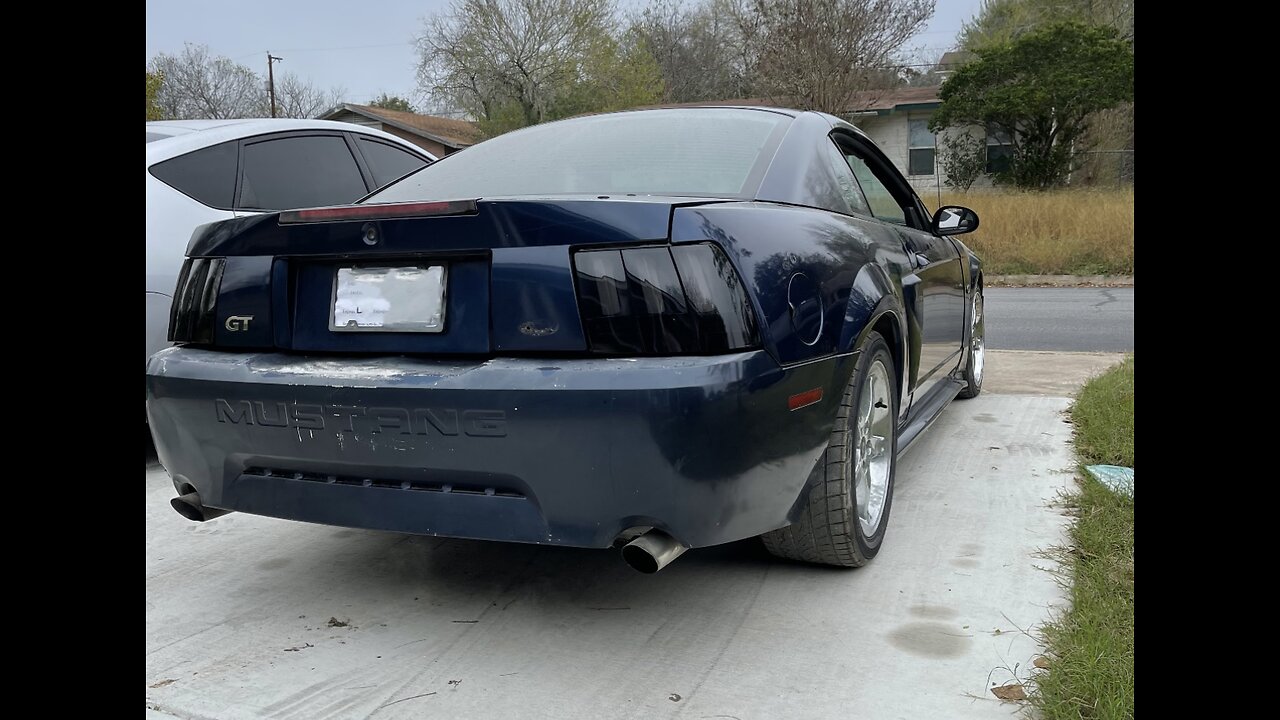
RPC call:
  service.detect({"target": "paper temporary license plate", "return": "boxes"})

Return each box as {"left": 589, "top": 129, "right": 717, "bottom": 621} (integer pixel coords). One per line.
{"left": 330, "top": 265, "right": 447, "bottom": 333}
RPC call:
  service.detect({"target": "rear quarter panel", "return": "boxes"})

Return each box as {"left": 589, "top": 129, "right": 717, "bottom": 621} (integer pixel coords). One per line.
{"left": 671, "top": 202, "right": 913, "bottom": 368}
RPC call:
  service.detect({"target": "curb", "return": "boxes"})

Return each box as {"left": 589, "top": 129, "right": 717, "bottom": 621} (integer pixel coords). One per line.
{"left": 988, "top": 274, "right": 1133, "bottom": 288}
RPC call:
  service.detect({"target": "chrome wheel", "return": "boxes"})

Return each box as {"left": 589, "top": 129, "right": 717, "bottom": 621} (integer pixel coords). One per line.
{"left": 970, "top": 291, "right": 985, "bottom": 385}
{"left": 854, "top": 359, "right": 893, "bottom": 536}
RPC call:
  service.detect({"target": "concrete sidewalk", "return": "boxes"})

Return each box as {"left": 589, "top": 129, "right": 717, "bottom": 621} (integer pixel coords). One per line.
{"left": 984, "top": 350, "right": 1125, "bottom": 395}
{"left": 146, "top": 387, "right": 1077, "bottom": 719}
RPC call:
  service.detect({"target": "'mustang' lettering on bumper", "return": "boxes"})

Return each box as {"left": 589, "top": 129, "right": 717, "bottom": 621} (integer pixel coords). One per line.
{"left": 214, "top": 399, "right": 507, "bottom": 437}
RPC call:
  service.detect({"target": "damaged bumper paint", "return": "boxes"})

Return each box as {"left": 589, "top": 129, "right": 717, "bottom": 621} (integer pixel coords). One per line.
{"left": 145, "top": 347, "right": 853, "bottom": 548}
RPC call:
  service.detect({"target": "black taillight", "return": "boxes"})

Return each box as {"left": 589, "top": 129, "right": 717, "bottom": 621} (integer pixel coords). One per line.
{"left": 573, "top": 243, "right": 758, "bottom": 355}
{"left": 168, "top": 257, "right": 225, "bottom": 344}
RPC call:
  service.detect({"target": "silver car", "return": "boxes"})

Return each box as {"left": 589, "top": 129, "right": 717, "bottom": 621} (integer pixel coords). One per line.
{"left": 146, "top": 119, "right": 434, "bottom": 365}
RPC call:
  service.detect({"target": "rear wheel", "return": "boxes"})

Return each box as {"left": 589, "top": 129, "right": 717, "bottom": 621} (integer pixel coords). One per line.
{"left": 761, "top": 331, "right": 898, "bottom": 567}
{"left": 958, "top": 287, "right": 984, "bottom": 399}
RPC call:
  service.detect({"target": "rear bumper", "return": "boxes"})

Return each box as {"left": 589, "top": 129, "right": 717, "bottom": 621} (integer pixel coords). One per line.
{"left": 145, "top": 348, "right": 852, "bottom": 548}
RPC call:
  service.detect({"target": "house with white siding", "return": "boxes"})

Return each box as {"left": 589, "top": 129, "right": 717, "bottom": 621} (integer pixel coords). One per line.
{"left": 844, "top": 87, "right": 949, "bottom": 192}
{"left": 684, "top": 88, "right": 1010, "bottom": 194}
{"left": 844, "top": 87, "right": 1012, "bottom": 194}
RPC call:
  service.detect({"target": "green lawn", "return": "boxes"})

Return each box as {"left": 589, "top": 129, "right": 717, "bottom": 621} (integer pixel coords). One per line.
{"left": 1034, "top": 357, "right": 1134, "bottom": 719}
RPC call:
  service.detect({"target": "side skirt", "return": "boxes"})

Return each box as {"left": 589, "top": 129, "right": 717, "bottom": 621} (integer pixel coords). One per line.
{"left": 897, "top": 378, "right": 965, "bottom": 455}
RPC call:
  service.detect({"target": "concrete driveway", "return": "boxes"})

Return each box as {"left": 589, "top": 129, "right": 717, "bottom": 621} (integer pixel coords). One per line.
{"left": 147, "top": 356, "right": 1102, "bottom": 719}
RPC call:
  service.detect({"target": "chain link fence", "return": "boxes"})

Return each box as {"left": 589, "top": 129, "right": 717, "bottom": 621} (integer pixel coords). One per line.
{"left": 911, "top": 147, "right": 1133, "bottom": 201}
{"left": 1075, "top": 149, "right": 1134, "bottom": 187}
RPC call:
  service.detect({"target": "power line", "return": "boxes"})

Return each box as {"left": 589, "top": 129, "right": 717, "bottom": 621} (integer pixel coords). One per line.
{"left": 232, "top": 41, "right": 413, "bottom": 61}
{"left": 221, "top": 39, "right": 961, "bottom": 65}
{"left": 268, "top": 41, "right": 414, "bottom": 53}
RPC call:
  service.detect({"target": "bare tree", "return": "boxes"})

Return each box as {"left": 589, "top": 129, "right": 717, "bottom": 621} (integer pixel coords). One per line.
{"left": 417, "top": 0, "right": 619, "bottom": 128}
{"left": 722, "top": 0, "right": 765, "bottom": 92}
{"left": 273, "top": 72, "right": 346, "bottom": 119}
{"left": 630, "top": 0, "right": 757, "bottom": 102}
{"left": 149, "top": 44, "right": 262, "bottom": 119}
{"left": 147, "top": 43, "right": 345, "bottom": 120}
{"left": 753, "top": 0, "right": 934, "bottom": 114}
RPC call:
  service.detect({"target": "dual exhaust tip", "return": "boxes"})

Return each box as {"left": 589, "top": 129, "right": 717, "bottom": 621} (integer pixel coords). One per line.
{"left": 170, "top": 491, "right": 686, "bottom": 573}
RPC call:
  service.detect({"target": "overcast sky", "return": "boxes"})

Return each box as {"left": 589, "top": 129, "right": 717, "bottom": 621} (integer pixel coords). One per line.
{"left": 145, "top": 0, "right": 982, "bottom": 109}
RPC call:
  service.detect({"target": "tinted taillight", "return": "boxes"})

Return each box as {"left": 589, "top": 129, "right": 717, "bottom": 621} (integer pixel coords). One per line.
{"left": 168, "top": 257, "right": 225, "bottom": 344}
{"left": 573, "top": 243, "right": 758, "bottom": 355}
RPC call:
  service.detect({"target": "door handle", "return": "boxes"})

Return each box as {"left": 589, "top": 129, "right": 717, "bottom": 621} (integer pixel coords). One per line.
{"left": 896, "top": 230, "right": 936, "bottom": 266}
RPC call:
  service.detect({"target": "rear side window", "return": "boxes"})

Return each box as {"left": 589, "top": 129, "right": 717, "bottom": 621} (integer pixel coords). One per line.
{"left": 149, "top": 141, "right": 238, "bottom": 209}
{"left": 239, "top": 135, "right": 368, "bottom": 211}
{"left": 843, "top": 152, "right": 907, "bottom": 225}
{"left": 822, "top": 140, "right": 871, "bottom": 216}
{"left": 358, "top": 137, "right": 428, "bottom": 187}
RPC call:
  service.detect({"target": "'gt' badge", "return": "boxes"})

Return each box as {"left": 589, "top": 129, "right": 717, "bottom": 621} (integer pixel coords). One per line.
{"left": 225, "top": 315, "right": 253, "bottom": 331}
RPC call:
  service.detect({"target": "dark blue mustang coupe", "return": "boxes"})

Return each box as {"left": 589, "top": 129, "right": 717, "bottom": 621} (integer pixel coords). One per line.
{"left": 146, "top": 107, "right": 985, "bottom": 573}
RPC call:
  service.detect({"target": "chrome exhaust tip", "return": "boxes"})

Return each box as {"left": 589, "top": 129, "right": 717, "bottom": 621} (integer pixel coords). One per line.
{"left": 170, "top": 491, "right": 231, "bottom": 522}
{"left": 621, "top": 529, "right": 687, "bottom": 573}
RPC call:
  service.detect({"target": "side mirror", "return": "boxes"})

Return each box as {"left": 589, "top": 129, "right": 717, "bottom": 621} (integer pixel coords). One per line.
{"left": 932, "top": 205, "right": 979, "bottom": 236}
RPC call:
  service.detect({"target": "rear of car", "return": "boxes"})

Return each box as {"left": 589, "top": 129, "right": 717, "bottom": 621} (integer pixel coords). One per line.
{"left": 146, "top": 109, "right": 843, "bottom": 552}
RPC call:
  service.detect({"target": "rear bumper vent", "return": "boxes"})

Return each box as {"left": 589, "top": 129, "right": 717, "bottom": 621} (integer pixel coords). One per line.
{"left": 168, "top": 257, "right": 225, "bottom": 344}
{"left": 244, "top": 467, "right": 526, "bottom": 498}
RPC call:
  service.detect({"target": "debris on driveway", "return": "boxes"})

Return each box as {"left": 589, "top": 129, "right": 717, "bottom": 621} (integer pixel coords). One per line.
{"left": 1086, "top": 464, "right": 1134, "bottom": 498}
{"left": 990, "top": 683, "right": 1027, "bottom": 702}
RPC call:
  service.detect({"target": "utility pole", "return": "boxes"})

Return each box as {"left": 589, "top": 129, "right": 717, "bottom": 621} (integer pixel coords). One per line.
{"left": 266, "top": 53, "right": 283, "bottom": 118}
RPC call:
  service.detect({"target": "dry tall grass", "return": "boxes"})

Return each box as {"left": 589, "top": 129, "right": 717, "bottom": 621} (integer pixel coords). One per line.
{"left": 939, "top": 188, "right": 1134, "bottom": 275}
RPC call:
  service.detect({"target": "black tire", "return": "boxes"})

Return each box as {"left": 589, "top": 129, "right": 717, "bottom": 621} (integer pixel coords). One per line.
{"left": 761, "top": 331, "right": 899, "bottom": 567}
{"left": 958, "top": 286, "right": 984, "bottom": 399}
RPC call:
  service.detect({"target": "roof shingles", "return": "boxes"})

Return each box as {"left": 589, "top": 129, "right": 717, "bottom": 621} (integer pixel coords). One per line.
{"left": 331, "top": 104, "right": 482, "bottom": 148}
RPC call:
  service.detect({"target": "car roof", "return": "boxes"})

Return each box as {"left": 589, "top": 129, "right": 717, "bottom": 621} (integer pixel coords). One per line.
{"left": 646, "top": 105, "right": 800, "bottom": 116}
{"left": 145, "top": 119, "right": 435, "bottom": 165}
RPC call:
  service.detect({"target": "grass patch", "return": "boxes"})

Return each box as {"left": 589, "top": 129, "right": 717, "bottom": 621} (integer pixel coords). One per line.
{"left": 1034, "top": 357, "right": 1134, "bottom": 719}
{"left": 1071, "top": 356, "right": 1135, "bottom": 467}
{"left": 941, "top": 189, "right": 1134, "bottom": 276}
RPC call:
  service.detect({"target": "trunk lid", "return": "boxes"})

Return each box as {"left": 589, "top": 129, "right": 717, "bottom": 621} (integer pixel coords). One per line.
{"left": 179, "top": 197, "right": 715, "bottom": 356}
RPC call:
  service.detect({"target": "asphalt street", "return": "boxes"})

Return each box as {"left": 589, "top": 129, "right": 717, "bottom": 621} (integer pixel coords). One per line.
{"left": 986, "top": 287, "right": 1134, "bottom": 352}
{"left": 146, "top": 386, "right": 1078, "bottom": 720}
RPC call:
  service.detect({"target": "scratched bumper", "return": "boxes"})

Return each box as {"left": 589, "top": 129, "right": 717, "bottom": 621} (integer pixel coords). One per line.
{"left": 145, "top": 348, "right": 851, "bottom": 548}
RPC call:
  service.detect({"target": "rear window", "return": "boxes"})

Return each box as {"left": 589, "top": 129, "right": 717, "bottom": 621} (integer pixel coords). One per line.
{"left": 367, "top": 108, "right": 790, "bottom": 202}
{"left": 149, "top": 140, "right": 238, "bottom": 208}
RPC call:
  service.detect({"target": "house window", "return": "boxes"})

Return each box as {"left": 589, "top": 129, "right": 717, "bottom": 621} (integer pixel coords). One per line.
{"left": 908, "top": 118, "right": 935, "bottom": 176}
{"left": 986, "top": 125, "right": 1014, "bottom": 174}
